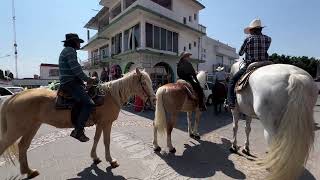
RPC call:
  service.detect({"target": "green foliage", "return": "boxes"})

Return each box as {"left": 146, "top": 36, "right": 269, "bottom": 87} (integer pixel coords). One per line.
{"left": 0, "top": 69, "right": 4, "bottom": 80}
{"left": 269, "top": 53, "right": 319, "bottom": 78}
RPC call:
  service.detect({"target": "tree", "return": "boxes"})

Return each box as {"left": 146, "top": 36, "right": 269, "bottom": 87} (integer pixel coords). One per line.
{"left": 269, "top": 53, "right": 318, "bottom": 78}
{"left": 0, "top": 69, "right": 4, "bottom": 80}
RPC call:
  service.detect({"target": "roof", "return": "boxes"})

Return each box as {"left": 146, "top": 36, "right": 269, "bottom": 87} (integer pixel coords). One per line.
{"left": 40, "top": 63, "right": 59, "bottom": 67}
{"left": 84, "top": 7, "right": 109, "bottom": 29}
{"left": 191, "top": 0, "right": 205, "bottom": 9}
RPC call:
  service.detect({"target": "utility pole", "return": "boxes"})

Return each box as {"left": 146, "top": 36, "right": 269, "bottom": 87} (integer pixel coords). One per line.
{"left": 12, "top": 0, "right": 18, "bottom": 78}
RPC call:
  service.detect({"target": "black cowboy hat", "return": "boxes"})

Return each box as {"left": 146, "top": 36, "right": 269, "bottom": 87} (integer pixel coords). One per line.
{"left": 62, "top": 33, "right": 84, "bottom": 43}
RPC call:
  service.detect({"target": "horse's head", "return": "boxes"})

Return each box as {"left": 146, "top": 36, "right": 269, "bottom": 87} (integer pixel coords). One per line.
{"left": 132, "top": 68, "right": 156, "bottom": 106}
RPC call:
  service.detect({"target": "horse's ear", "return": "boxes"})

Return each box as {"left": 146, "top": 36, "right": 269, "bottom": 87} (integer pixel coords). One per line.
{"left": 136, "top": 68, "right": 141, "bottom": 75}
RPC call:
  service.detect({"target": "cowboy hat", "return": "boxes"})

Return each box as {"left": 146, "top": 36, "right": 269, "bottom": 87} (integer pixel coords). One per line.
{"left": 62, "top": 33, "right": 84, "bottom": 43}
{"left": 179, "top": 51, "right": 192, "bottom": 60}
{"left": 216, "top": 66, "right": 224, "bottom": 72}
{"left": 244, "top": 19, "right": 265, "bottom": 34}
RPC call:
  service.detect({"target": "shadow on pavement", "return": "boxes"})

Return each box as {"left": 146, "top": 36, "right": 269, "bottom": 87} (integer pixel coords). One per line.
{"left": 155, "top": 138, "right": 246, "bottom": 179}
{"left": 68, "top": 164, "right": 125, "bottom": 180}
{"left": 123, "top": 105, "right": 235, "bottom": 136}
{"left": 300, "top": 168, "right": 316, "bottom": 180}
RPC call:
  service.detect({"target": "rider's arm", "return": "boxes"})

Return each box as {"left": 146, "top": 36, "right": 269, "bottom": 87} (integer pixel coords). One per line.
{"left": 239, "top": 38, "right": 249, "bottom": 56}
{"left": 65, "top": 48, "right": 90, "bottom": 82}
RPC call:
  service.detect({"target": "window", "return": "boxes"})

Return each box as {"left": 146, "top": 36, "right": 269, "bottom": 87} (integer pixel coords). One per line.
{"left": 49, "top": 69, "right": 59, "bottom": 77}
{"left": 216, "top": 55, "right": 223, "bottom": 65}
{"left": 146, "top": 23, "right": 153, "bottom": 48}
{"left": 160, "top": 28, "right": 166, "bottom": 51}
{"left": 111, "top": 33, "right": 122, "bottom": 55}
{"left": 146, "top": 23, "right": 178, "bottom": 53}
{"left": 100, "top": 45, "right": 109, "bottom": 58}
{"left": 183, "top": 17, "right": 187, "bottom": 24}
{"left": 194, "top": 13, "right": 197, "bottom": 21}
{"left": 151, "top": 0, "right": 172, "bottom": 10}
{"left": 110, "top": 3, "right": 121, "bottom": 19}
{"left": 189, "top": 43, "right": 192, "bottom": 50}
{"left": 184, "top": 46, "right": 186, "bottom": 51}
{"left": 173, "top": 32, "right": 178, "bottom": 53}
{"left": 0, "top": 87, "right": 12, "bottom": 96}
{"left": 166, "top": 31, "right": 172, "bottom": 51}
{"left": 124, "top": 0, "right": 136, "bottom": 9}
{"left": 194, "top": 41, "right": 197, "bottom": 47}
{"left": 124, "top": 24, "right": 140, "bottom": 51}
{"left": 189, "top": 16, "right": 192, "bottom": 22}
{"left": 153, "top": 26, "right": 160, "bottom": 50}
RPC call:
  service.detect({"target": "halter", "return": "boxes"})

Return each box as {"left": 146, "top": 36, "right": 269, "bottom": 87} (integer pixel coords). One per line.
{"left": 138, "top": 74, "right": 153, "bottom": 102}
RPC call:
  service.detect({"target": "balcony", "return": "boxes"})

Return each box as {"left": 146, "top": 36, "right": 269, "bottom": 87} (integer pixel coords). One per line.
{"left": 198, "top": 24, "right": 206, "bottom": 34}
{"left": 81, "top": 55, "right": 111, "bottom": 69}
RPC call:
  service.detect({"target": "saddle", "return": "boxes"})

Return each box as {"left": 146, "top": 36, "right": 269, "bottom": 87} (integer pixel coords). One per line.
{"left": 55, "top": 85, "right": 105, "bottom": 109}
{"left": 176, "top": 80, "right": 198, "bottom": 101}
{"left": 236, "top": 61, "right": 273, "bottom": 91}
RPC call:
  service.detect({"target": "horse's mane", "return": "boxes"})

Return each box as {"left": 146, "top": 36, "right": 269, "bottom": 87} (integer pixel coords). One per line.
{"left": 100, "top": 69, "right": 150, "bottom": 107}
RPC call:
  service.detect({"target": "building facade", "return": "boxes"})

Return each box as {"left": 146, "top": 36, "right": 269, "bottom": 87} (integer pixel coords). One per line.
{"left": 82, "top": 0, "right": 238, "bottom": 85}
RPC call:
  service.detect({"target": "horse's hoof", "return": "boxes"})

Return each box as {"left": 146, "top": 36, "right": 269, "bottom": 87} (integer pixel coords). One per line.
{"left": 110, "top": 161, "right": 119, "bottom": 168}
{"left": 193, "top": 135, "right": 201, "bottom": 140}
{"left": 242, "top": 149, "right": 250, "bottom": 156}
{"left": 229, "top": 146, "right": 238, "bottom": 153}
{"left": 169, "top": 148, "right": 176, "bottom": 154}
{"left": 27, "top": 169, "right": 40, "bottom": 179}
{"left": 154, "top": 146, "right": 161, "bottom": 152}
{"left": 93, "top": 158, "right": 102, "bottom": 165}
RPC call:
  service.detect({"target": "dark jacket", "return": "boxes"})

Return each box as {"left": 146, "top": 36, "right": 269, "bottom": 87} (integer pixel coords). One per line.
{"left": 177, "top": 59, "right": 197, "bottom": 80}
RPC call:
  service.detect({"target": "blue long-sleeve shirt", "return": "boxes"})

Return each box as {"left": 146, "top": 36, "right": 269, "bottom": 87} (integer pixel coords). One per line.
{"left": 59, "top": 47, "right": 89, "bottom": 85}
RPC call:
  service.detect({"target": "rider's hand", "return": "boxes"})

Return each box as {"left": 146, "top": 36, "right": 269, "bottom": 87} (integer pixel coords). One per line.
{"left": 87, "top": 77, "right": 97, "bottom": 85}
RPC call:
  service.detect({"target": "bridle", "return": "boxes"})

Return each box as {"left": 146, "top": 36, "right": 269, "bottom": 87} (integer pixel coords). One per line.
{"left": 138, "top": 74, "right": 153, "bottom": 103}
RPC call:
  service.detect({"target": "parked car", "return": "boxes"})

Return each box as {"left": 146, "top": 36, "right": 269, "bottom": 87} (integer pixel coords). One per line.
{"left": 203, "top": 81, "right": 214, "bottom": 105}
{"left": 0, "top": 86, "right": 24, "bottom": 96}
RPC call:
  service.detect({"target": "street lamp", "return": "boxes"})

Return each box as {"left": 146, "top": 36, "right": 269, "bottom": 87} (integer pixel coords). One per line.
{"left": 12, "top": 0, "right": 18, "bottom": 78}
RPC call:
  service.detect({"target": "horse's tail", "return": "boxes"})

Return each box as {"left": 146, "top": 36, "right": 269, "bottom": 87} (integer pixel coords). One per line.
{"left": 262, "top": 74, "right": 317, "bottom": 180}
{"left": 154, "top": 87, "right": 167, "bottom": 134}
{"left": 0, "top": 96, "right": 19, "bottom": 165}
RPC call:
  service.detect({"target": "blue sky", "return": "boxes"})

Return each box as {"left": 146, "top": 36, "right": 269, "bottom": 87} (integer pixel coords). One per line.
{"left": 0, "top": 0, "right": 319, "bottom": 78}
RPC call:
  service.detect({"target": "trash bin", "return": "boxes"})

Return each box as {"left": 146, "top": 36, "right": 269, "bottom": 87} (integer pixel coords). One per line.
{"left": 134, "top": 96, "right": 144, "bottom": 112}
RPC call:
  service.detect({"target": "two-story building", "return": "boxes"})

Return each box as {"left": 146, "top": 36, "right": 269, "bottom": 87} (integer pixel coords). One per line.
{"left": 82, "top": 0, "right": 238, "bottom": 85}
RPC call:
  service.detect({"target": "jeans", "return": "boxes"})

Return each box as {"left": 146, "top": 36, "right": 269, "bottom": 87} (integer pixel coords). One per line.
{"left": 62, "top": 81, "right": 95, "bottom": 130}
{"left": 227, "top": 65, "right": 248, "bottom": 105}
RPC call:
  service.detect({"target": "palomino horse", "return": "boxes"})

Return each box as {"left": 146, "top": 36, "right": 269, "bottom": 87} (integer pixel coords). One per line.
{"left": 153, "top": 71, "right": 206, "bottom": 153}
{"left": 0, "top": 68, "right": 156, "bottom": 179}
{"left": 229, "top": 61, "right": 318, "bottom": 180}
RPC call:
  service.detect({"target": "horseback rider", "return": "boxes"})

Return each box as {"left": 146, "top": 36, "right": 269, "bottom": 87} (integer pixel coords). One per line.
{"left": 177, "top": 52, "right": 207, "bottom": 111}
{"left": 227, "top": 19, "right": 272, "bottom": 109}
{"left": 215, "top": 66, "right": 227, "bottom": 83}
{"left": 59, "top": 33, "right": 96, "bottom": 142}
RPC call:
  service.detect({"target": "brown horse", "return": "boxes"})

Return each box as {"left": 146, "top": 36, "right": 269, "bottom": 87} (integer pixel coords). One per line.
{"left": 0, "top": 68, "right": 156, "bottom": 179}
{"left": 153, "top": 71, "right": 206, "bottom": 153}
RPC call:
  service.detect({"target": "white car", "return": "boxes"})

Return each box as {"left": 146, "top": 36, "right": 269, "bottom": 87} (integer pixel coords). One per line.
{"left": 203, "top": 82, "right": 214, "bottom": 105}
{"left": 0, "top": 86, "right": 24, "bottom": 96}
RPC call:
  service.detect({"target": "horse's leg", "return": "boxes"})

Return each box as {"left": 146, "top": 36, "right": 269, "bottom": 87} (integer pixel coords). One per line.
{"left": 103, "top": 122, "right": 119, "bottom": 168}
{"left": 187, "top": 112, "right": 193, "bottom": 137}
{"left": 167, "top": 113, "right": 177, "bottom": 153}
{"left": 153, "top": 121, "right": 161, "bottom": 152}
{"left": 192, "top": 110, "right": 201, "bottom": 140}
{"left": 18, "top": 124, "right": 41, "bottom": 179}
{"left": 91, "top": 124, "right": 103, "bottom": 164}
{"left": 243, "top": 117, "right": 252, "bottom": 154}
{"left": 230, "top": 108, "right": 240, "bottom": 153}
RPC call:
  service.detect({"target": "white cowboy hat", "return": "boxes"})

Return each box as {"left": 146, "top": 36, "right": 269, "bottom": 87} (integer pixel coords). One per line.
{"left": 244, "top": 19, "right": 265, "bottom": 34}
{"left": 216, "top": 66, "right": 224, "bottom": 71}
{"left": 179, "top": 51, "right": 192, "bottom": 60}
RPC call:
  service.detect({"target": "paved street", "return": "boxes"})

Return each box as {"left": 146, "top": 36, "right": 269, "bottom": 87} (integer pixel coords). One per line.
{"left": 0, "top": 97, "right": 319, "bottom": 180}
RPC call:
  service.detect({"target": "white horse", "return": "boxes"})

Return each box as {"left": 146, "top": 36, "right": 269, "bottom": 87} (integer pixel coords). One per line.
{"left": 229, "top": 60, "right": 318, "bottom": 180}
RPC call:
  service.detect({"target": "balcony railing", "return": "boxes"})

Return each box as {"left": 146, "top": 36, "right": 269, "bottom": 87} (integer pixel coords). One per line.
{"left": 198, "top": 24, "right": 206, "bottom": 34}
{"left": 80, "top": 54, "right": 110, "bottom": 69}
